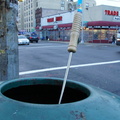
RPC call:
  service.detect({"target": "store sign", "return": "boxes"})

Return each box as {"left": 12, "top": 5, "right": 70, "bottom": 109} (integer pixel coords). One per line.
{"left": 114, "top": 16, "right": 120, "bottom": 20}
{"left": 56, "top": 16, "right": 62, "bottom": 21}
{"left": 47, "top": 18, "right": 54, "bottom": 22}
{"left": 104, "top": 10, "right": 119, "bottom": 16}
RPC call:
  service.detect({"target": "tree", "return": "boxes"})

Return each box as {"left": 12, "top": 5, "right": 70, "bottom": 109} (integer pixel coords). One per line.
{"left": 0, "top": 0, "right": 19, "bottom": 81}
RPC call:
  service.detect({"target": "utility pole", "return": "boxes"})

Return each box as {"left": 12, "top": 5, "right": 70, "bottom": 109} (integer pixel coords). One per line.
{"left": 0, "top": 0, "right": 19, "bottom": 81}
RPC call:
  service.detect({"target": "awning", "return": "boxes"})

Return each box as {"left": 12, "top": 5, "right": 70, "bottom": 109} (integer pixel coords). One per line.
{"left": 42, "top": 23, "right": 72, "bottom": 30}
{"left": 87, "top": 21, "right": 120, "bottom": 27}
{"left": 42, "top": 25, "right": 54, "bottom": 29}
{"left": 58, "top": 23, "right": 72, "bottom": 28}
{"left": 35, "top": 27, "right": 39, "bottom": 29}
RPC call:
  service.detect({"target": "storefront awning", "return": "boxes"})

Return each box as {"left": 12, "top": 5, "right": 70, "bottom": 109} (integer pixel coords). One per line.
{"left": 58, "top": 23, "right": 72, "bottom": 28}
{"left": 42, "top": 23, "right": 72, "bottom": 30}
{"left": 87, "top": 21, "right": 120, "bottom": 27}
{"left": 42, "top": 25, "right": 54, "bottom": 29}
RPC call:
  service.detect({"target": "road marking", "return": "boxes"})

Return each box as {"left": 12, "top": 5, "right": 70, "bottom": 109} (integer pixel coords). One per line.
{"left": 19, "top": 60, "right": 120, "bottom": 75}
{"left": 19, "top": 45, "right": 67, "bottom": 49}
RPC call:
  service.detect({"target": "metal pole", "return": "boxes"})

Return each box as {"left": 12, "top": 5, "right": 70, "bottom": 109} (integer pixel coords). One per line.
{"left": 80, "top": 0, "right": 84, "bottom": 43}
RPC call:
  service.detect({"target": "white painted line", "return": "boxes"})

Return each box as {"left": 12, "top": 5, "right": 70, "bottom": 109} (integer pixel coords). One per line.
{"left": 19, "top": 45, "right": 67, "bottom": 49}
{"left": 19, "top": 60, "right": 120, "bottom": 75}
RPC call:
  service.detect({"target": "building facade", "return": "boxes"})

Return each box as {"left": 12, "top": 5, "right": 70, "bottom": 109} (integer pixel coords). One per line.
{"left": 18, "top": 0, "right": 36, "bottom": 32}
{"left": 86, "top": 5, "right": 120, "bottom": 43}
{"left": 18, "top": 0, "right": 68, "bottom": 32}
{"left": 39, "top": 4, "right": 120, "bottom": 43}
{"left": 38, "top": 0, "right": 96, "bottom": 41}
{"left": 35, "top": 8, "right": 67, "bottom": 29}
{"left": 36, "top": 0, "right": 67, "bottom": 11}
{"left": 17, "top": 2, "right": 24, "bottom": 31}
{"left": 40, "top": 11, "right": 75, "bottom": 40}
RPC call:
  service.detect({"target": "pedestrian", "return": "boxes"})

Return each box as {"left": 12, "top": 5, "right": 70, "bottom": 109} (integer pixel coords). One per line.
{"left": 112, "top": 35, "right": 116, "bottom": 44}
{"left": 77, "top": 38, "right": 80, "bottom": 44}
{"left": 46, "top": 36, "right": 48, "bottom": 40}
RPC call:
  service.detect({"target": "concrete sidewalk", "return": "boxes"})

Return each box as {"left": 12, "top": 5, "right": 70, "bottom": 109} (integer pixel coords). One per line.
{"left": 79, "top": 42, "right": 116, "bottom": 46}
{"left": 49, "top": 40, "right": 117, "bottom": 46}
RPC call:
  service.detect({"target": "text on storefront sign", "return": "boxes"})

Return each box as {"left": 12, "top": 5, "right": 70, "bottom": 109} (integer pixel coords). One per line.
{"left": 104, "top": 10, "right": 119, "bottom": 16}
{"left": 47, "top": 18, "right": 54, "bottom": 22}
{"left": 47, "top": 16, "right": 63, "bottom": 22}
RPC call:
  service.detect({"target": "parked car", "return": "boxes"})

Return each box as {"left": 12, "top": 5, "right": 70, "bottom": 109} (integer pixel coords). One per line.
{"left": 28, "top": 33, "right": 39, "bottom": 43}
{"left": 18, "top": 35, "right": 30, "bottom": 45}
{"left": 116, "top": 32, "right": 120, "bottom": 46}
{"left": 116, "top": 39, "right": 120, "bottom": 46}
{"left": 25, "top": 34, "right": 30, "bottom": 39}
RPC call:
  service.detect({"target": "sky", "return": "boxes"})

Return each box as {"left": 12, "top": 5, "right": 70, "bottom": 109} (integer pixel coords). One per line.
{"left": 73, "top": 0, "right": 120, "bottom": 7}
{"left": 95, "top": 0, "right": 120, "bottom": 7}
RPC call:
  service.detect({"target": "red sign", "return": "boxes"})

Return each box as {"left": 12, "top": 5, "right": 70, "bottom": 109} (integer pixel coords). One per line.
{"left": 105, "top": 10, "right": 119, "bottom": 16}
{"left": 47, "top": 18, "right": 54, "bottom": 22}
{"left": 56, "top": 16, "right": 62, "bottom": 21}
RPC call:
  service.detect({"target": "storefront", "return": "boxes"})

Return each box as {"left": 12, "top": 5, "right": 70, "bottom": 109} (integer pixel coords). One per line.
{"left": 38, "top": 11, "right": 74, "bottom": 41}
{"left": 86, "top": 21, "right": 120, "bottom": 43}
{"left": 36, "top": 5, "right": 120, "bottom": 43}
{"left": 40, "top": 23, "right": 72, "bottom": 41}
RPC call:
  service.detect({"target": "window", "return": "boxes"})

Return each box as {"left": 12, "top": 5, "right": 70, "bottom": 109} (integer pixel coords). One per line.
{"left": 86, "top": 3, "right": 89, "bottom": 8}
{"left": 61, "top": 1, "right": 65, "bottom": 5}
{"left": 61, "top": 7, "right": 65, "bottom": 10}
{"left": 85, "top": 3, "right": 89, "bottom": 10}
{"left": 36, "top": 2, "right": 38, "bottom": 7}
{"left": 31, "top": 22, "right": 33, "bottom": 27}
{"left": 31, "top": 10, "right": 33, "bottom": 14}
{"left": 31, "top": 16, "right": 33, "bottom": 20}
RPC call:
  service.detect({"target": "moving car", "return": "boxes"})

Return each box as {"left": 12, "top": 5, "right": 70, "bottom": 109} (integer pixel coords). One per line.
{"left": 18, "top": 35, "right": 30, "bottom": 45}
{"left": 28, "top": 32, "right": 39, "bottom": 43}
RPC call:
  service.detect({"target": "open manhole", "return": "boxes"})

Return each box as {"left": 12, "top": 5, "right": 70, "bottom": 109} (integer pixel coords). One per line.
{"left": 1, "top": 78, "right": 90, "bottom": 104}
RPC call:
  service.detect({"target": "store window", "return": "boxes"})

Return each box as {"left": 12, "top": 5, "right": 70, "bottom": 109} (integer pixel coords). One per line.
{"left": 87, "top": 28, "right": 117, "bottom": 42}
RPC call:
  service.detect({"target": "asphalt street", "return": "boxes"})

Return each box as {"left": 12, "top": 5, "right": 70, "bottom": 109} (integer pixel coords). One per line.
{"left": 19, "top": 41, "right": 120, "bottom": 96}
